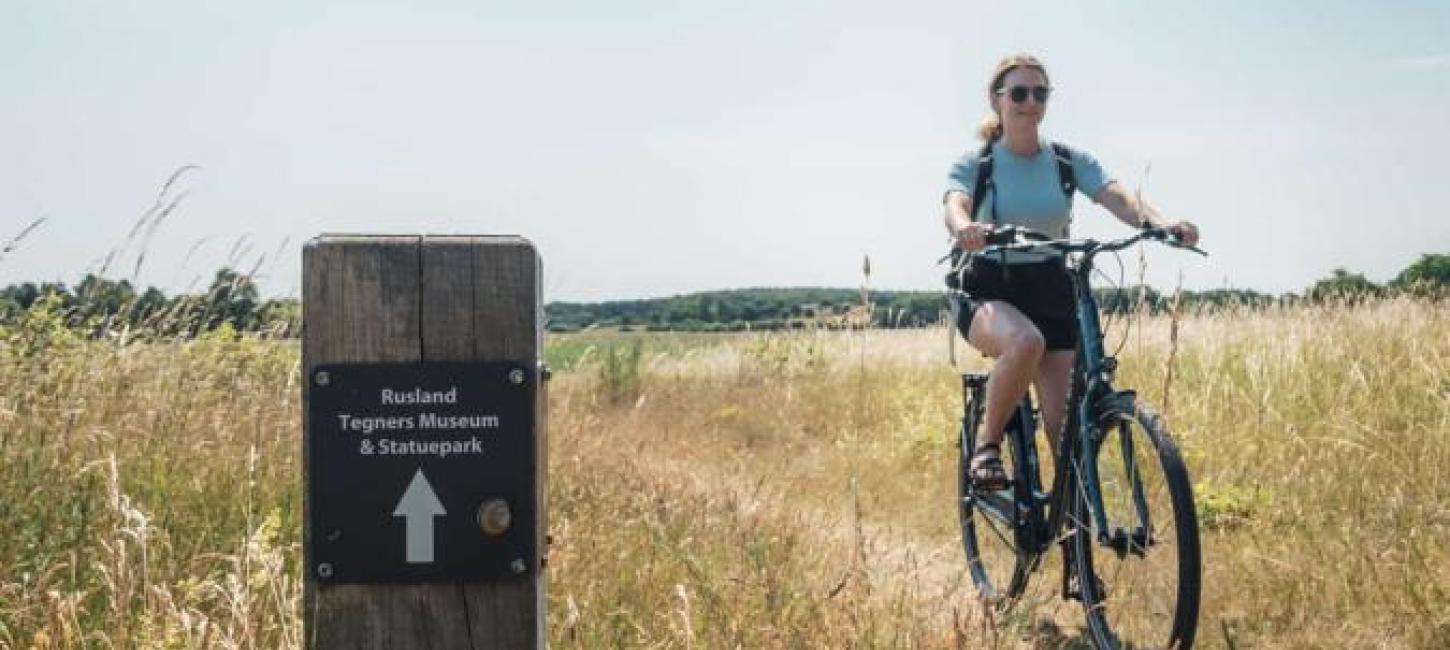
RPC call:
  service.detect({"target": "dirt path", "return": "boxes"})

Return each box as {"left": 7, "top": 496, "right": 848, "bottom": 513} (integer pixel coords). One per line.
{"left": 624, "top": 445, "right": 1093, "bottom": 647}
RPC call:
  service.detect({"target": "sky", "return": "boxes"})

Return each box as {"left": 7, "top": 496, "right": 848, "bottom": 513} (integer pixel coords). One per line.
{"left": 3, "top": 0, "right": 1448, "bottom": 301}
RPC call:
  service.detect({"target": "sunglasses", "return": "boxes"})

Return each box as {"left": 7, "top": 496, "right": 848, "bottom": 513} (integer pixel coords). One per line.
{"left": 996, "top": 85, "right": 1051, "bottom": 104}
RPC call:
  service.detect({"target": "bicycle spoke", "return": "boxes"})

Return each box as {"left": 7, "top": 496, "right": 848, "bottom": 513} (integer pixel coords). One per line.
{"left": 974, "top": 492, "right": 1016, "bottom": 526}
{"left": 978, "top": 504, "right": 1016, "bottom": 550}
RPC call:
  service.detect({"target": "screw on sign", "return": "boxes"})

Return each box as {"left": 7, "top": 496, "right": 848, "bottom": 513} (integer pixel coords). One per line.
{"left": 477, "top": 498, "right": 513, "bottom": 537}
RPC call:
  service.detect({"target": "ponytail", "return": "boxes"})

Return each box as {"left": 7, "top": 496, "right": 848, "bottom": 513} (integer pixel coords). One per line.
{"left": 977, "top": 113, "right": 1002, "bottom": 143}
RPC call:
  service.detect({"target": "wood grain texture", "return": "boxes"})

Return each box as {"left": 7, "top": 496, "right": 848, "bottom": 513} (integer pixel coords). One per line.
{"left": 459, "top": 237, "right": 545, "bottom": 646}
{"left": 303, "top": 235, "right": 544, "bottom": 649}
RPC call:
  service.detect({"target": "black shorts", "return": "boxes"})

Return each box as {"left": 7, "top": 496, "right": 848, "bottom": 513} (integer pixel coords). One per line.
{"left": 953, "top": 257, "right": 1079, "bottom": 351}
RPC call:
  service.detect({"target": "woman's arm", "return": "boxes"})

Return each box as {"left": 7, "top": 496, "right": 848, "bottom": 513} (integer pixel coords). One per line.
{"left": 1092, "top": 181, "right": 1200, "bottom": 246}
{"left": 944, "top": 190, "right": 973, "bottom": 233}
{"left": 943, "top": 191, "right": 991, "bottom": 250}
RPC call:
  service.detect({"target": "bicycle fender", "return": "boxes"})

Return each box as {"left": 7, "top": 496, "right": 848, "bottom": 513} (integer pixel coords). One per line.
{"left": 1093, "top": 389, "right": 1138, "bottom": 427}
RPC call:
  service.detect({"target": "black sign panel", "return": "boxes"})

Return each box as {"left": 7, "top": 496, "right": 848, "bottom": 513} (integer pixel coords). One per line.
{"left": 307, "top": 362, "right": 536, "bottom": 583}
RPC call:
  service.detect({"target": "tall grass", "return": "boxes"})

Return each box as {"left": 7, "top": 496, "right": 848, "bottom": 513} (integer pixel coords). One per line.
{"left": 1, "top": 298, "right": 1447, "bottom": 648}
{"left": 0, "top": 303, "right": 300, "bottom": 648}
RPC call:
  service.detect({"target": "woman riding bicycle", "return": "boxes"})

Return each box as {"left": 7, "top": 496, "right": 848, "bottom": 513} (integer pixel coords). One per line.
{"left": 943, "top": 53, "right": 1201, "bottom": 489}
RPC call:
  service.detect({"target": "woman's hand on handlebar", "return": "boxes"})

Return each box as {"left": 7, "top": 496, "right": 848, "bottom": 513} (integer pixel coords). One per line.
{"left": 1164, "top": 221, "right": 1200, "bottom": 247}
{"left": 954, "top": 222, "right": 993, "bottom": 252}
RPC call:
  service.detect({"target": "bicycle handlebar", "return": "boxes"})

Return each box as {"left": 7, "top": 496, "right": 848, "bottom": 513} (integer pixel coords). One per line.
{"left": 971, "top": 224, "right": 1208, "bottom": 260}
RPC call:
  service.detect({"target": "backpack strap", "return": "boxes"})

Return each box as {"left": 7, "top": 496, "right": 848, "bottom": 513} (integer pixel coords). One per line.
{"left": 1050, "top": 143, "right": 1078, "bottom": 239}
{"left": 1050, "top": 142, "right": 1077, "bottom": 200}
{"left": 969, "top": 141, "right": 996, "bottom": 224}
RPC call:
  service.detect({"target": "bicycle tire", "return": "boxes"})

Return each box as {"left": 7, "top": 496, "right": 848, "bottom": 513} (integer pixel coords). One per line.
{"left": 1072, "top": 398, "right": 1201, "bottom": 650}
{"left": 958, "top": 389, "right": 1032, "bottom": 603}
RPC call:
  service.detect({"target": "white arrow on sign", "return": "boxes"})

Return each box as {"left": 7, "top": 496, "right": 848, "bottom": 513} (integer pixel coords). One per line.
{"left": 393, "top": 469, "right": 447, "bottom": 564}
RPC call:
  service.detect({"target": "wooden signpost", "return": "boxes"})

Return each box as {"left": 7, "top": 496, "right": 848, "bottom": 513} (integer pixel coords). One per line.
{"left": 302, "top": 235, "right": 546, "bottom": 649}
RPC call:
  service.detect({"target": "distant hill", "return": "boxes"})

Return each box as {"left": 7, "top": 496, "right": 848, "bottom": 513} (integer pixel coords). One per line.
{"left": 545, "top": 287, "right": 943, "bottom": 332}
{"left": 542, "top": 285, "right": 1296, "bottom": 332}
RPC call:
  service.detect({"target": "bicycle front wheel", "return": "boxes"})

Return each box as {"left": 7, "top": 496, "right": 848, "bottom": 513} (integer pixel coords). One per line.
{"left": 1072, "top": 399, "right": 1201, "bottom": 650}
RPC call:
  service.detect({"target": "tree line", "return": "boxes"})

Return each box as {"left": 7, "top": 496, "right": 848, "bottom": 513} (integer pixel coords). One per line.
{"left": 0, "top": 269, "right": 300, "bottom": 338}
{"left": 0, "top": 254, "right": 1444, "bottom": 336}
{"left": 547, "top": 253, "right": 1450, "bottom": 332}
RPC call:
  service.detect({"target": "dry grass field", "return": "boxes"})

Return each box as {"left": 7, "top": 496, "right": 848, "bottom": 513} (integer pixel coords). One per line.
{"left": 2, "top": 298, "right": 1448, "bottom": 648}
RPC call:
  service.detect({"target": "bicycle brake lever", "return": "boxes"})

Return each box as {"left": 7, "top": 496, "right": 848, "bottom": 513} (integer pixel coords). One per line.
{"left": 1164, "top": 239, "right": 1209, "bottom": 257}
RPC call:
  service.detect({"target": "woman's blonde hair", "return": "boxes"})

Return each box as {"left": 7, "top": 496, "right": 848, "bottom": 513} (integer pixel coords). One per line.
{"left": 976, "top": 53, "right": 1050, "bottom": 142}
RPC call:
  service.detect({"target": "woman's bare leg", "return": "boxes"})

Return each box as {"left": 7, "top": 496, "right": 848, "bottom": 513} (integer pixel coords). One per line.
{"left": 966, "top": 301, "right": 1046, "bottom": 447}
{"left": 1035, "top": 350, "right": 1076, "bottom": 447}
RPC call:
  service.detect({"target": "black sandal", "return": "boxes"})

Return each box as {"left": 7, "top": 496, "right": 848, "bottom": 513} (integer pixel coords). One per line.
{"left": 969, "top": 441, "right": 1010, "bottom": 490}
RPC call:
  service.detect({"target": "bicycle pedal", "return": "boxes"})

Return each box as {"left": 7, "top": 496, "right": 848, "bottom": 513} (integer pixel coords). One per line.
{"left": 969, "top": 479, "right": 1014, "bottom": 493}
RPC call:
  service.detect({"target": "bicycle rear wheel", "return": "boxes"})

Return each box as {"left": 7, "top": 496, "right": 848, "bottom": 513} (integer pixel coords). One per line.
{"left": 958, "top": 392, "right": 1031, "bottom": 603}
{"left": 1072, "top": 399, "right": 1200, "bottom": 650}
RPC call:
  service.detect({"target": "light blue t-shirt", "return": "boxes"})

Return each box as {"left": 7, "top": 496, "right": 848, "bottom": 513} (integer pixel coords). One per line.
{"left": 945, "top": 137, "right": 1113, "bottom": 262}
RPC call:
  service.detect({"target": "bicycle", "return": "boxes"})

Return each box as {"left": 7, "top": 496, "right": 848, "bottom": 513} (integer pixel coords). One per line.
{"left": 952, "top": 225, "right": 1205, "bottom": 650}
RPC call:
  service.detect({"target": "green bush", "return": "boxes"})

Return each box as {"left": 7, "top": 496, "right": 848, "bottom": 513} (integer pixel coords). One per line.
{"left": 597, "top": 340, "right": 644, "bottom": 405}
